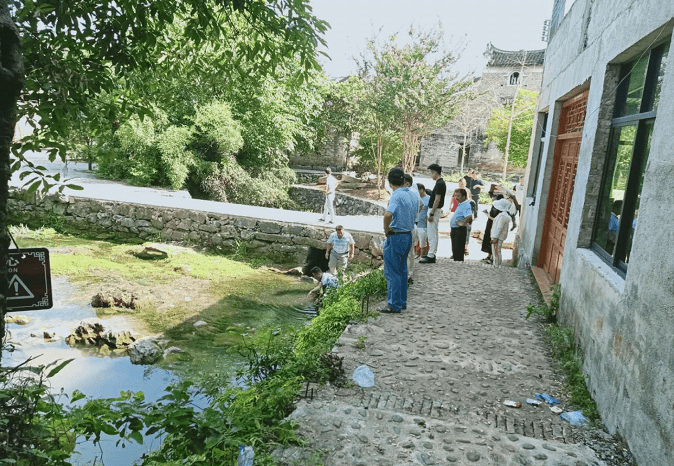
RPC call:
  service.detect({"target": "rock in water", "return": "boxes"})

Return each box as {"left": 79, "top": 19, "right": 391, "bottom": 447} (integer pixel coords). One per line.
{"left": 128, "top": 337, "right": 162, "bottom": 365}
{"left": 4, "top": 314, "right": 32, "bottom": 325}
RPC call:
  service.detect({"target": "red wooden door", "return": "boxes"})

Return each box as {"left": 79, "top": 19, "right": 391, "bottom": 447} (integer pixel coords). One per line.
{"left": 538, "top": 90, "right": 588, "bottom": 283}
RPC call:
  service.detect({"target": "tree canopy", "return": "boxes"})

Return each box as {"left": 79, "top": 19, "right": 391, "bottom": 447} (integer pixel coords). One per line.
{"left": 484, "top": 88, "right": 538, "bottom": 169}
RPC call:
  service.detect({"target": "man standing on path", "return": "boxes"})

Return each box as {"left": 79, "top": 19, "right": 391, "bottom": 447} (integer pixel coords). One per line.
{"left": 325, "top": 225, "right": 355, "bottom": 274}
{"left": 381, "top": 167, "right": 417, "bottom": 313}
{"left": 404, "top": 173, "right": 422, "bottom": 282}
{"left": 464, "top": 169, "right": 485, "bottom": 218}
{"left": 450, "top": 188, "right": 473, "bottom": 262}
{"left": 319, "top": 167, "right": 337, "bottom": 224}
{"left": 420, "top": 164, "right": 446, "bottom": 264}
{"left": 416, "top": 183, "right": 430, "bottom": 259}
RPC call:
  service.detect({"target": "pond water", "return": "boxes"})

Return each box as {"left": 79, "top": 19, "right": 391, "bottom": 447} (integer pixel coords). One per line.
{"left": 3, "top": 277, "right": 313, "bottom": 465}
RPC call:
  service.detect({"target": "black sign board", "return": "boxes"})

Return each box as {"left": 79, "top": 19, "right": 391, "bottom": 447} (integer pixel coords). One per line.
{"left": 6, "top": 248, "right": 53, "bottom": 312}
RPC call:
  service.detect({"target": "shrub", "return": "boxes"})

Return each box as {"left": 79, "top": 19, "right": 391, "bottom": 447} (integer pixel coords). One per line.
{"left": 191, "top": 101, "right": 244, "bottom": 161}
{"left": 156, "top": 126, "right": 195, "bottom": 189}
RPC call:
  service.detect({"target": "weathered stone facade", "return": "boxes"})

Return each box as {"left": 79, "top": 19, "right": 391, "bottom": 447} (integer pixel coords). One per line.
{"left": 420, "top": 44, "right": 545, "bottom": 172}
{"left": 9, "top": 190, "right": 385, "bottom": 267}
{"left": 517, "top": 2, "right": 674, "bottom": 465}
{"left": 289, "top": 186, "right": 385, "bottom": 217}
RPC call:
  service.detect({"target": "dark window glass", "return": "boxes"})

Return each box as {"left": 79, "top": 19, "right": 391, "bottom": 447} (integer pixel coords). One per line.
{"left": 624, "top": 120, "right": 654, "bottom": 264}
{"left": 593, "top": 125, "right": 635, "bottom": 255}
{"left": 652, "top": 42, "right": 670, "bottom": 112}
{"left": 620, "top": 58, "right": 648, "bottom": 116}
{"left": 592, "top": 41, "right": 669, "bottom": 274}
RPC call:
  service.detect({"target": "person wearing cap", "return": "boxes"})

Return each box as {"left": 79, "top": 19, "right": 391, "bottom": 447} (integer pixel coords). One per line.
{"left": 420, "top": 163, "right": 446, "bottom": 264}
{"left": 449, "top": 188, "right": 473, "bottom": 262}
{"left": 319, "top": 167, "right": 338, "bottom": 224}
{"left": 325, "top": 225, "right": 355, "bottom": 274}
{"left": 490, "top": 198, "right": 513, "bottom": 267}
{"left": 381, "top": 167, "right": 417, "bottom": 313}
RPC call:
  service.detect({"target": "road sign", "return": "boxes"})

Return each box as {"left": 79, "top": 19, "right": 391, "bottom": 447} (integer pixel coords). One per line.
{"left": 6, "top": 248, "right": 53, "bottom": 312}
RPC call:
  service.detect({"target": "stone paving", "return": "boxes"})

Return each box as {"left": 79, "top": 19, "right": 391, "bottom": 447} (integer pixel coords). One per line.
{"left": 275, "top": 259, "right": 606, "bottom": 466}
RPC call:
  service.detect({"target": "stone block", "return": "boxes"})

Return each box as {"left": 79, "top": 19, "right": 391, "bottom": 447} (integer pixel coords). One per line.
{"left": 136, "top": 219, "right": 151, "bottom": 228}
{"left": 53, "top": 202, "right": 68, "bottom": 216}
{"left": 173, "top": 210, "right": 190, "bottom": 219}
{"left": 258, "top": 220, "right": 282, "bottom": 234}
{"left": 255, "top": 232, "right": 293, "bottom": 244}
{"left": 235, "top": 217, "right": 258, "bottom": 230}
{"left": 199, "top": 223, "right": 219, "bottom": 233}
{"left": 170, "top": 230, "right": 186, "bottom": 241}
{"left": 271, "top": 243, "right": 295, "bottom": 252}
{"left": 220, "top": 225, "right": 238, "bottom": 239}
{"left": 190, "top": 211, "right": 208, "bottom": 223}
{"left": 283, "top": 224, "right": 306, "bottom": 236}
{"left": 151, "top": 218, "right": 164, "bottom": 229}
{"left": 212, "top": 234, "right": 223, "bottom": 245}
{"left": 176, "top": 220, "right": 192, "bottom": 231}
{"left": 240, "top": 229, "right": 256, "bottom": 240}
{"left": 120, "top": 218, "right": 135, "bottom": 229}
{"left": 135, "top": 207, "right": 154, "bottom": 220}
{"left": 248, "top": 240, "right": 268, "bottom": 249}
{"left": 188, "top": 230, "right": 200, "bottom": 241}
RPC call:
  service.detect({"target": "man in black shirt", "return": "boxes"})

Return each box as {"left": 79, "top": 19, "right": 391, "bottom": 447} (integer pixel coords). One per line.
{"left": 420, "top": 163, "right": 446, "bottom": 264}
{"left": 464, "top": 169, "right": 485, "bottom": 218}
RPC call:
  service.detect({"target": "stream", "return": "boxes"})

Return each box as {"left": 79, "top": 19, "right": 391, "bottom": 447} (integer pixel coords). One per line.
{"left": 3, "top": 277, "right": 313, "bottom": 465}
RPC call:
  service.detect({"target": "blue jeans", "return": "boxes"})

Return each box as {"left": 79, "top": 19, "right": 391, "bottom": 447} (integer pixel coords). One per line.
{"left": 383, "top": 232, "right": 412, "bottom": 311}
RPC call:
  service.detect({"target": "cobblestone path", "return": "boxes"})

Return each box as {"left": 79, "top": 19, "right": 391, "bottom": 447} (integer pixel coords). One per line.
{"left": 276, "top": 260, "right": 607, "bottom": 466}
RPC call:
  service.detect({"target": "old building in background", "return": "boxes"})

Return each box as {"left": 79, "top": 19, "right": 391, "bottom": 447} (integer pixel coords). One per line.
{"left": 518, "top": 1, "right": 674, "bottom": 464}
{"left": 419, "top": 43, "right": 545, "bottom": 172}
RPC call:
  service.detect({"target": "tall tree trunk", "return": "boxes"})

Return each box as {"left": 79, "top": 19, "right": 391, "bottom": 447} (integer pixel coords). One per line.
{"left": 0, "top": 1, "right": 25, "bottom": 362}
{"left": 461, "top": 130, "right": 468, "bottom": 174}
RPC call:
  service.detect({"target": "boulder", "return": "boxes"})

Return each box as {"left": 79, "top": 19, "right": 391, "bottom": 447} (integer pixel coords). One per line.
{"left": 65, "top": 318, "right": 137, "bottom": 350}
{"left": 128, "top": 337, "right": 162, "bottom": 365}
{"left": 369, "top": 237, "right": 384, "bottom": 258}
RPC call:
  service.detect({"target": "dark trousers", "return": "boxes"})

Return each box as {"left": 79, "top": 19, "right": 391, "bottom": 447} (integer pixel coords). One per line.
{"left": 451, "top": 227, "right": 467, "bottom": 262}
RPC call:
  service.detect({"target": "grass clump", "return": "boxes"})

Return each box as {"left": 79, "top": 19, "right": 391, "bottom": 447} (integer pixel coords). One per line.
{"left": 528, "top": 286, "right": 600, "bottom": 424}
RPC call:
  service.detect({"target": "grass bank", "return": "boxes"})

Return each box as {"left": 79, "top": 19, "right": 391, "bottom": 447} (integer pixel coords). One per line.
{"left": 526, "top": 286, "right": 601, "bottom": 424}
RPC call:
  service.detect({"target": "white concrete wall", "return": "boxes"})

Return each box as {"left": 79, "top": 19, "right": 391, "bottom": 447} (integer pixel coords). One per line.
{"left": 518, "top": 1, "right": 674, "bottom": 465}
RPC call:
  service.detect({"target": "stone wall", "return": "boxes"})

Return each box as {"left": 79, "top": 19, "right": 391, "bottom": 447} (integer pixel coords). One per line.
{"left": 516, "top": 2, "right": 674, "bottom": 464}
{"left": 9, "top": 190, "right": 385, "bottom": 267}
{"left": 289, "top": 186, "right": 386, "bottom": 217}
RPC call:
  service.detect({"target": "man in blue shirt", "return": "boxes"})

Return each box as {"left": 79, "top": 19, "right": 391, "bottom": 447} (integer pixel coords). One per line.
{"left": 450, "top": 188, "right": 473, "bottom": 262}
{"left": 381, "top": 167, "right": 417, "bottom": 313}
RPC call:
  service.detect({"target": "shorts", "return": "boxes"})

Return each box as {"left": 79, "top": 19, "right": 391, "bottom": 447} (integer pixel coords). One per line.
{"left": 416, "top": 227, "right": 428, "bottom": 248}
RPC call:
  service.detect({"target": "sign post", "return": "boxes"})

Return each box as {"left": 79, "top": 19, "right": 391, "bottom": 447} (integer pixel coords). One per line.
{"left": 6, "top": 248, "right": 53, "bottom": 312}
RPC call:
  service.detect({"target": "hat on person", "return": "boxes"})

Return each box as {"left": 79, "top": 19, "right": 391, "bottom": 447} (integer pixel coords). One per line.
{"left": 493, "top": 199, "right": 512, "bottom": 212}
{"left": 325, "top": 167, "right": 332, "bottom": 174}
{"left": 428, "top": 163, "right": 442, "bottom": 174}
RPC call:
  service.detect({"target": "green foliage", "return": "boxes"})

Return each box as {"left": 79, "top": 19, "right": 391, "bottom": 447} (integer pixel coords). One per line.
{"left": 485, "top": 89, "right": 538, "bottom": 168}
{"left": 1, "top": 267, "right": 385, "bottom": 465}
{"left": 355, "top": 27, "right": 470, "bottom": 173}
{"left": 156, "top": 126, "right": 195, "bottom": 189}
{"left": 526, "top": 285, "right": 560, "bottom": 322}
{"left": 11, "top": 0, "right": 328, "bottom": 166}
{"left": 191, "top": 101, "right": 244, "bottom": 160}
{"left": 546, "top": 326, "right": 601, "bottom": 424}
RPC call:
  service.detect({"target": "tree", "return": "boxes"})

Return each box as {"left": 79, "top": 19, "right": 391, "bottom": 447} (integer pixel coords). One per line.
{"left": 448, "top": 88, "right": 494, "bottom": 174}
{"left": 484, "top": 89, "right": 538, "bottom": 175}
{"left": 356, "top": 26, "right": 469, "bottom": 174}
{"left": 1, "top": 0, "right": 328, "bottom": 358}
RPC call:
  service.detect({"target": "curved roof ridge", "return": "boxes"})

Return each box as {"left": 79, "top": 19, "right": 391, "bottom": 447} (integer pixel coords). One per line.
{"left": 484, "top": 42, "right": 546, "bottom": 67}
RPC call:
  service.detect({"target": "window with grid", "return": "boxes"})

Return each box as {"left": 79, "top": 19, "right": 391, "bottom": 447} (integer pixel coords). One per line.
{"left": 592, "top": 41, "right": 669, "bottom": 275}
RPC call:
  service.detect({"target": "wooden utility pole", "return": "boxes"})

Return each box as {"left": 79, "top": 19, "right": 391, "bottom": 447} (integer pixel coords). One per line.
{"left": 503, "top": 51, "right": 527, "bottom": 181}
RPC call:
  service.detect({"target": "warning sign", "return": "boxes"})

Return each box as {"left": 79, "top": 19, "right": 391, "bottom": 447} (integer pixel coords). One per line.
{"left": 6, "top": 248, "right": 52, "bottom": 312}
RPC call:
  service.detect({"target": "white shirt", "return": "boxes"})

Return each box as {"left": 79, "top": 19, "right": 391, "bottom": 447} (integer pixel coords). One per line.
{"left": 491, "top": 212, "right": 511, "bottom": 242}
{"left": 326, "top": 175, "right": 337, "bottom": 195}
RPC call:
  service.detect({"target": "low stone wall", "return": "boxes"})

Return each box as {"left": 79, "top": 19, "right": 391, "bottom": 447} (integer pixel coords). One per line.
{"left": 289, "top": 186, "right": 385, "bottom": 217}
{"left": 9, "top": 190, "right": 384, "bottom": 267}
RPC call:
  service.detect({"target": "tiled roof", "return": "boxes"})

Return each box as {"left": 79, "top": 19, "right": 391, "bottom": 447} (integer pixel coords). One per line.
{"left": 484, "top": 42, "right": 546, "bottom": 67}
